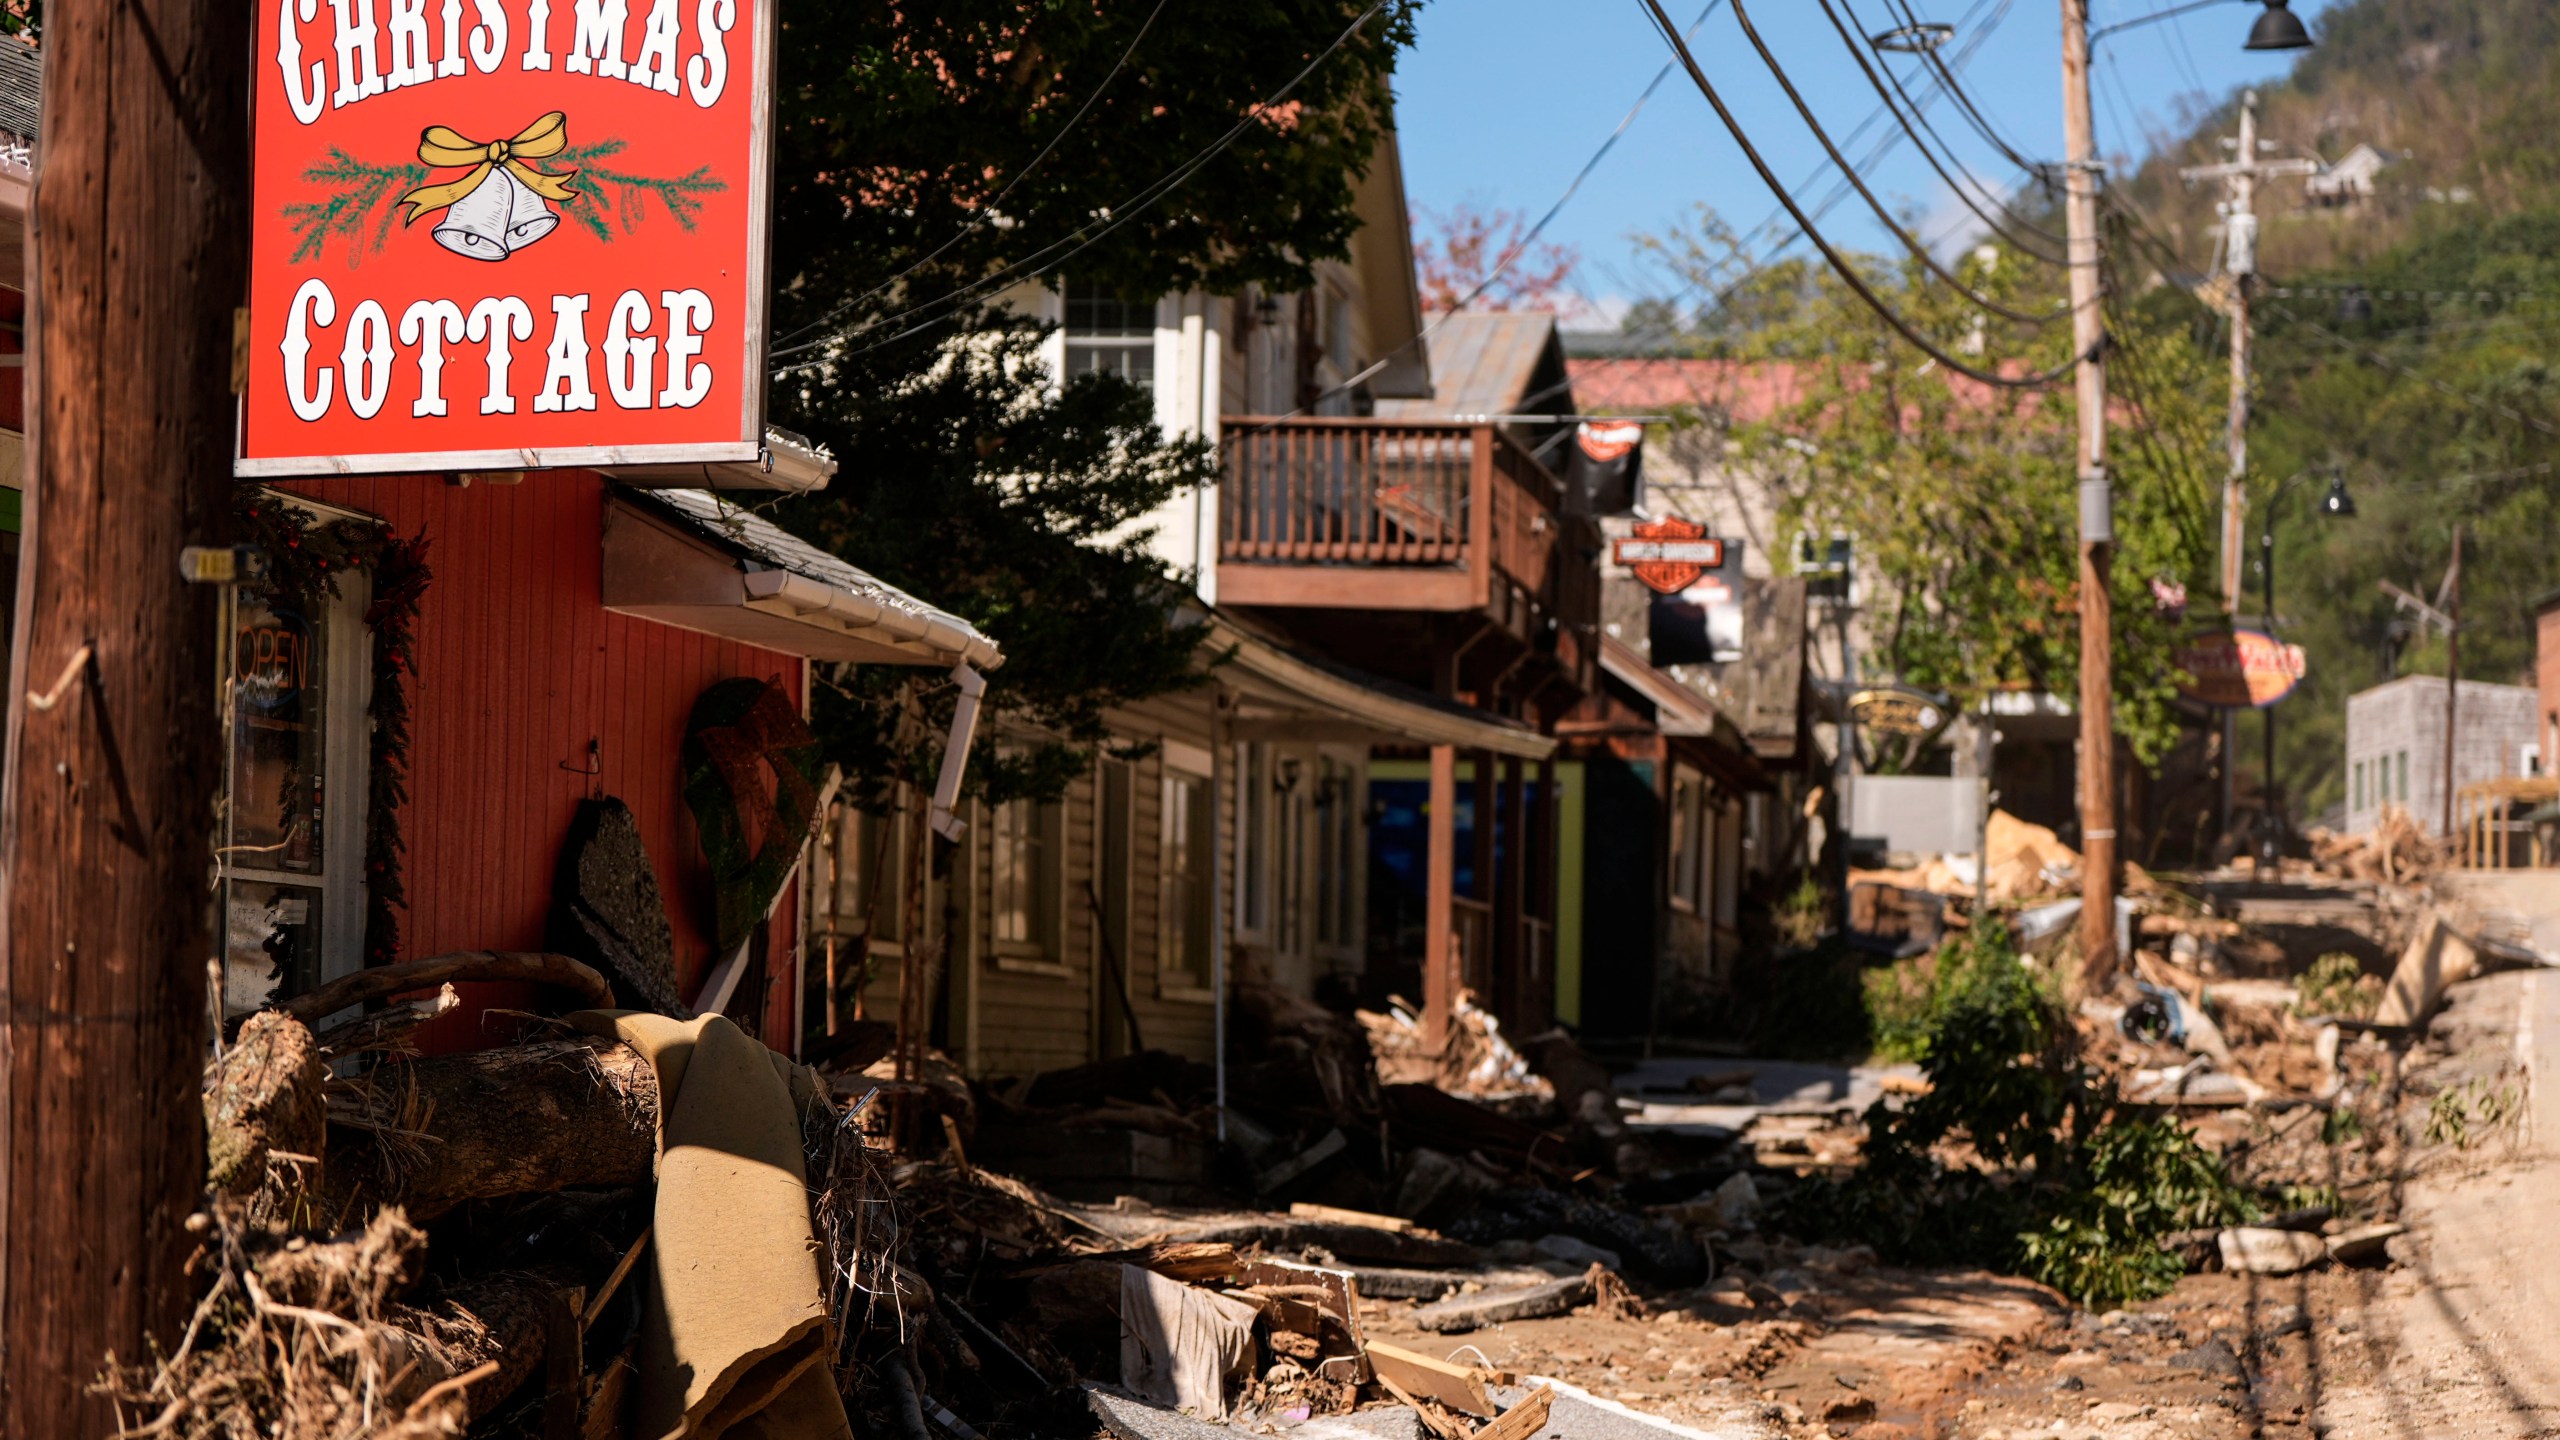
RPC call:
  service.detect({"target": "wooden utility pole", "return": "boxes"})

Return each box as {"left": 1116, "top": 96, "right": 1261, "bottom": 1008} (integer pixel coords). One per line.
{"left": 2061, "top": 0, "right": 2120, "bottom": 989}
{"left": 1, "top": 0, "right": 253, "bottom": 1430}
{"left": 2183, "top": 92, "right": 2314, "bottom": 840}
{"left": 2442, "top": 525, "right": 2463, "bottom": 840}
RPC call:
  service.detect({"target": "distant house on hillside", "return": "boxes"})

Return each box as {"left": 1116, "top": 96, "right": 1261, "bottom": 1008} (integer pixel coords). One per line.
{"left": 2305, "top": 143, "right": 2393, "bottom": 207}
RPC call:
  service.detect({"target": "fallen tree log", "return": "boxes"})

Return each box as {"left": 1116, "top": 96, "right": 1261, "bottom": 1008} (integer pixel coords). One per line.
{"left": 206, "top": 1011, "right": 327, "bottom": 1195}
{"left": 325, "top": 1036, "right": 657, "bottom": 1218}
{"left": 283, "top": 951, "right": 614, "bottom": 1024}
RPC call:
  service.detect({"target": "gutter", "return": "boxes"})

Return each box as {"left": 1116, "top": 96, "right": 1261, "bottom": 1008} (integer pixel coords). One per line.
{"left": 743, "top": 570, "right": 1005, "bottom": 671}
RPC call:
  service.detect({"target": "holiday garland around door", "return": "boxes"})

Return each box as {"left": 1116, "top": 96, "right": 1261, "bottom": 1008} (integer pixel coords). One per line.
{"left": 237, "top": 490, "right": 435, "bottom": 968}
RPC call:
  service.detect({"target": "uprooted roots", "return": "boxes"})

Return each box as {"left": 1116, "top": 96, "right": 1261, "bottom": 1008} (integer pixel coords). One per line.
{"left": 96, "top": 1205, "right": 496, "bottom": 1440}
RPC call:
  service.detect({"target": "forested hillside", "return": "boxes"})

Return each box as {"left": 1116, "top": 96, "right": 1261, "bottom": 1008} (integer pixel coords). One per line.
{"left": 2112, "top": 0, "right": 2560, "bottom": 822}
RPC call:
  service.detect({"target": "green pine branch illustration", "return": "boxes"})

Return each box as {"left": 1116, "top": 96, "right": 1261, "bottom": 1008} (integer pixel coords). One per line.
{"left": 556, "top": 138, "right": 727, "bottom": 244}
{"left": 285, "top": 136, "right": 726, "bottom": 267}
{"left": 285, "top": 149, "right": 428, "bottom": 266}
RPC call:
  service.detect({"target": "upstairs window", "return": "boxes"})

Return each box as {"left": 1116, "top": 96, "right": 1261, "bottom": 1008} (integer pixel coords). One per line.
{"left": 1063, "top": 282, "right": 1158, "bottom": 387}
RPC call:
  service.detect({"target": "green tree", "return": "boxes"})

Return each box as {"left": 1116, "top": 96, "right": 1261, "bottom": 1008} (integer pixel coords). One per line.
{"left": 765, "top": 1, "right": 1419, "bottom": 804}
{"left": 1634, "top": 209, "right": 2221, "bottom": 765}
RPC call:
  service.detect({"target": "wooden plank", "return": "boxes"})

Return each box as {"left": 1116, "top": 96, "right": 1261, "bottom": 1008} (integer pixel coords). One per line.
{"left": 1477, "top": 1385, "right": 1556, "bottom": 1440}
{"left": 1287, "top": 1202, "right": 1415, "bottom": 1234}
{"left": 1365, "top": 1341, "right": 1496, "bottom": 1420}
{"left": 1212, "top": 565, "right": 1478, "bottom": 613}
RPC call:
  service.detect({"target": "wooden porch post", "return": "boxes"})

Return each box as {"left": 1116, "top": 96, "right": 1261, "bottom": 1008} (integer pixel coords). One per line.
{"left": 1534, "top": 754, "right": 1560, "bottom": 1031}
{"left": 1496, "top": 755, "right": 1525, "bottom": 1028}
{"left": 1424, "top": 744, "right": 1457, "bottom": 1053}
{"left": 2, "top": 0, "right": 253, "bottom": 1428}
{"left": 1471, "top": 748, "right": 1496, "bottom": 1002}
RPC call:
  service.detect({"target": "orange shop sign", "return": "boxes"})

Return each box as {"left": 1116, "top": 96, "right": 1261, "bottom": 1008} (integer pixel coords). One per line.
{"left": 238, "top": 0, "right": 775, "bottom": 477}
{"left": 2176, "top": 628, "right": 2308, "bottom": 709}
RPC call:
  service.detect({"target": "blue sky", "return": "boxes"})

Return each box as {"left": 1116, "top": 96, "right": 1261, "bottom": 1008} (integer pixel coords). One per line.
{"left": 1392, "top": 0, "right": 2345, "bottom": 326}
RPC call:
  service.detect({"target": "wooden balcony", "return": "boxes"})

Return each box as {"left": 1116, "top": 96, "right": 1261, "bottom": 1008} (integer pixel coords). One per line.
{"left": 1217, "top": 418, "right": 1599, "bottom": 703}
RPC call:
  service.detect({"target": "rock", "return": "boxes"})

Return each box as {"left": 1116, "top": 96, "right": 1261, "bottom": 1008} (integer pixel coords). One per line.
{"left": 1709, "top": 1171, "right": 1760, "bottom": 1230}
{"left": 1410, "top": 1274, "right": 1593, "bottom": 1333}
{"left": 2218, "top": 1226, "right": 2329, "bottom": 1276}
{"left": 2263, "top": 1303, "right": 2309, "bottom": 1336}
{"left": 2325, "top": 1222, "right": 2405, "bottom": 1266}
{"left": 1534, "top": 1233, "right": 1623, "bottom": 1270}
{"left": 2168, "top": 1338, "right": 2248, "bottom": 1388}
{"left": 2088, "top": 1401, "right": 2151, "bottom": 1421}
{"left": 1822, "top": 1394, "right": 1876, "bottom": 1423}
{"left": 1396, "top": 1149, "right": 1503, "bottom": 1228}
{"left": 546, "top": 796, "right": 688, "bottom": 1016}
{"left": 2051, "top": 1375, "right": 2086, "bottom": 1392}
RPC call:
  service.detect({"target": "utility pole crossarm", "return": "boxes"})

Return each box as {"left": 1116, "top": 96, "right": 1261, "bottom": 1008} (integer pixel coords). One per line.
{"left": 2178, "top": 159, "right": 2322, "bottom": 181}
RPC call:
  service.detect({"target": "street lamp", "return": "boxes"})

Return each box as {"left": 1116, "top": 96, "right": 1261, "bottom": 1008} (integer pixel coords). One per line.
{"left": 2245, "top": 0, "right": 2316, "bottom": 52}
{"left": 2257, "top": 466, "right": 2356, "bottom": 861}
{"left": 2088, "top": 0, "right": 2316, "bottom": 50}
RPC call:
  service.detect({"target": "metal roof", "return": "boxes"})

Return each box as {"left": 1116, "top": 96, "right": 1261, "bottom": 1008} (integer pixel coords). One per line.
{"left": 0, "top": 41, "right": 36, "bottom": 146}
{"left": 1376, "top": 312, "right": 1572, "bottom": 423}
{"left": 627, "top": 487, "right": 1002, "bottom": 669}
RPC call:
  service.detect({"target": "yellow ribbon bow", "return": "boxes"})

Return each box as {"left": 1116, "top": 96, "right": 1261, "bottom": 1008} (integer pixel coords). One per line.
{"left": 397, "top": 111, "right": 580, "bottom": 223}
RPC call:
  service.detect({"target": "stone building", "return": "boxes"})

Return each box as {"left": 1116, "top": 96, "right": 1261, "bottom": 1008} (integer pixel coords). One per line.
{"left": 2343, "top": 675, "right": 2540, "bottom": 837}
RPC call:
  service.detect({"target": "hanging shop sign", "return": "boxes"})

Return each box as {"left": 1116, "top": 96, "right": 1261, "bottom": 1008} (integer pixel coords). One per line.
{"left": 1647, "top": 531, "right": 1747, "bottom": 666}
{"left": 1568, "top": 421, "right": 1647, "bottom": 515}
{"left": 2176, "top": 628, "right": 2307, "bottom": 709}
{"left": 238, "top": 0, "right": 776, "bottom": 477}
{"left": 1613, "top": 515, "right": 1724, "bottom": 595}
{"left": 1846, "top": 686, "right": 1948, "bottom": 738}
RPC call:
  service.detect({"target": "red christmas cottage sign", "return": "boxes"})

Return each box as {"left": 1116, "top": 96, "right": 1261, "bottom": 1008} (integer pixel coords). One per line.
{"left": 239, "top": 0, "right": 775, "bottom": 476}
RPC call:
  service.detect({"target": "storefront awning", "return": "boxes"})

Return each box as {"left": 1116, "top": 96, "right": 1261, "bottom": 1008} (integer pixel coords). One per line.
{"left": 1600, "top": 636, "right": 1769, "bottom": 792}
{"left": 604, "top": 488, "right": 1001, "bottom": 670}
{"left": 1215, "top": 613, "right": 1554, "bottom": 761}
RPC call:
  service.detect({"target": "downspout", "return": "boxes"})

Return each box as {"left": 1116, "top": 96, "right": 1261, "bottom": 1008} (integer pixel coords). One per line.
{"left": 929, "top": 663, "right": 987, "bottom": 842}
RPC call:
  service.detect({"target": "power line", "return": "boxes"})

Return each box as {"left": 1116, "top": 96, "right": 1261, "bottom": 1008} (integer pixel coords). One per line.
{"left": 1881, "top": 0, "right": 2046, "bottom": 178}
{"left": 1723, "top": 0, "right": 2064, "bottom": 325}
{"left": 772, "top": 0, "right": 1399, "bottom": 374}
{"left": 1819, "top": 0, "right": 2073, "bottom": 260}
{"left": 1233, "top": 2, "right": 1731, "bottom": 435}
{"left": 1634, "top": 0, "right": 2079, "bottom": 388}
{"left": 769, "top": 0, "right": 1174, "bottom": 352}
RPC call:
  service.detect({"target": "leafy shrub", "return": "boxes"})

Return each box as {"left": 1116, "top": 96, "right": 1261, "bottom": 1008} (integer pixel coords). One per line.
{"left": 1775, "top": 916, "right": 2258, "bottom": 1310}
{"left": 2297, "top": 953, "right": 2380, "bottom": 1020}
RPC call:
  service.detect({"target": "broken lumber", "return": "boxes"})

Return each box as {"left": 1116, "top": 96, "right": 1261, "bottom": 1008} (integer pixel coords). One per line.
{"left": 284, "top": 950, "right": 614, "bottom": 1024}
{"left": 205, "top": 1011, "right": 327, "bottom": 1195}
{"left": 1410, "top": 1274, "right": 1592, "bottom": 1334}
{"left": 1288, "top": 1202, "right": 1415, "bottom": 1234}
{"left": 312, "top": 983, "right": 460, "bottom": 1057}
{"left": 326, "top": 1036, "right": 657, "bottom": 1217}
{"left": 1477, "top": 1385, "right": 1555, "bottom": 1440}
{"left": 1365, "top": 1340, "right": 1495, "bottom": 1419}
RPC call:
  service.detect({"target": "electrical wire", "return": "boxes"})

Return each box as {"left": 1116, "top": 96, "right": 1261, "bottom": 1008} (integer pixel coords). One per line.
{"left": 772, "top": 0, "right": 1397, "bottom": 373}
{"left": 1816, "top": 0, "right": 2073, "bottom": 260}
{"left": 1882, "top": 0, "right": 2046, "bottom": 178}
{"left": 1230, "top": 2, "right": 1729, "bottom": 434}
{"left": 769, "top": 0, "right": 1174, "bottom": 352}
{"left": 1723, "top": 0, "right": 2064, "bottom": 325}
{"left": 1635, "top": 0, "right": 2082, "bottom": 388}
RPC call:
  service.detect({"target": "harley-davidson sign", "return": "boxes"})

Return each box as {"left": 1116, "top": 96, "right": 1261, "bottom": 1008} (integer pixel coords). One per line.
{"left": 2177, "top": 629, "right": 2308, "bottom": 709}
{"left": 238, "top": 0, "right": 775, "bottom": 476}
{"left": 1613, "top": 516, "right": 1725, "bottom": 595}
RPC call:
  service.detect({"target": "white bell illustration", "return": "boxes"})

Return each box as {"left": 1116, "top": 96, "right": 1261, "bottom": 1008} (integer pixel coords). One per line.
{"left": 431, "top": 167, "right": 519, "bottom": 262}
{"left": 504, "top": 168, "right": 560, "bottom": 252}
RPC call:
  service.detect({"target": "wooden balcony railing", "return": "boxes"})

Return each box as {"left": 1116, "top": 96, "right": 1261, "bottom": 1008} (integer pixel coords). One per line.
{"left": 1219, "top": 417, "right": 1581, "bottom": 604}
